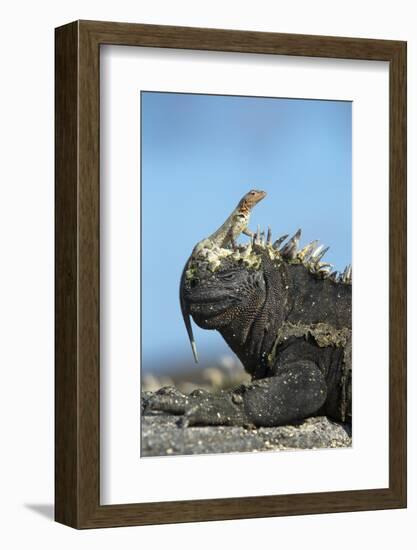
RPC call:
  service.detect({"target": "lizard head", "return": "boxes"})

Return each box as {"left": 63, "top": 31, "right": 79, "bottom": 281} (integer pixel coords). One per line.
{"left": 238, "top": 189, "right": 267, "bottom": 213}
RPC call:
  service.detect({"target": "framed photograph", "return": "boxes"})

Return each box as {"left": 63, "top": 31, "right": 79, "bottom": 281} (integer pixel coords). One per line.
{"left": 55, "top": 20, "right": 406, "bottom": 528}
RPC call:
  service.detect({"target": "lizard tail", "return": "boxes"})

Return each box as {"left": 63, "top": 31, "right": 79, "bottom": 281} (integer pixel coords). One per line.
{"left": 179, "top": 260, "right": 199, "bottom": 364}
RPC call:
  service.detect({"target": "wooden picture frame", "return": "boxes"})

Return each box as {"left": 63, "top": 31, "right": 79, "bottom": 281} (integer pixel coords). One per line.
{"left": 55, "top": 20, "right": 407, "bottom": 528}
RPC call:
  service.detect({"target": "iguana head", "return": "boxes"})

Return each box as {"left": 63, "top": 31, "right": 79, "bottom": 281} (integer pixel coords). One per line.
{"left": 182, "top": 255, "right": 266, "bottom": 331}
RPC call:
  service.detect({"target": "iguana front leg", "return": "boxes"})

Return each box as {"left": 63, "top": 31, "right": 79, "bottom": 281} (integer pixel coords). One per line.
{"left": 242, "top": 362, "right": 327, "bottom": 426}
{"left": 143, "top": 386, "right": 250, "bottom": 427}
{"left": 143, "top": 361, "right": 327, "bottom": 428}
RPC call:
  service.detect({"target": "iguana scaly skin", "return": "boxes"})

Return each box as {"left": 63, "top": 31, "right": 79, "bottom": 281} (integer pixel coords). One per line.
{"left": 145, "top": 192, "right": 352, "bottom": 428}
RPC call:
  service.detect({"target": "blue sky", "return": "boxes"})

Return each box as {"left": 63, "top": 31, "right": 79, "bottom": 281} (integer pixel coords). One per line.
{"left": 141, "top": 92, "right": 352, "bottom": 373}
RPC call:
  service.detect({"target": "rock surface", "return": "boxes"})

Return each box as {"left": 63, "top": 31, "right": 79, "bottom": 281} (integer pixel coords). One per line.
{"left": 141, "top": 410, "right": 352, "bottom": 457}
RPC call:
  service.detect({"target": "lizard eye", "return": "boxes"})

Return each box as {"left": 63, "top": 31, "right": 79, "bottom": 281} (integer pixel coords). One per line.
{"left": 218, "top": 271, "right": 237, "bottom": 282}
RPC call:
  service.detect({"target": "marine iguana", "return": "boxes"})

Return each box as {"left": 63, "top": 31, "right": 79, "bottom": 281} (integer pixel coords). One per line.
{"left": 145, "top": 194, "right": 352, "bottom": 428}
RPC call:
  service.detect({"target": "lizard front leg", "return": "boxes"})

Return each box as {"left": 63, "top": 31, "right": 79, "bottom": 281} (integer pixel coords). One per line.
{"left": 242, "top": 228, "right": 254, "bottom": 239}
{"left": 230, "top": 236, "right": 238, "bottom": 250}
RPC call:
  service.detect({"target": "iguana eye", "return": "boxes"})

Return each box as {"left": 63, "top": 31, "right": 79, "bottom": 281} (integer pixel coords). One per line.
{"left": 219, "top": 272, "right": 237, "bottom": 281}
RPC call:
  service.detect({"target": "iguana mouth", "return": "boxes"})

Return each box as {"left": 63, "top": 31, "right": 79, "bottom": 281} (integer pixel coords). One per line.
{"left": 185, "top": 289, "right": 241, "bottom": 305}
{"left": 189, "top": 301, "right": 236, "bottom": 321}
{"left": 186, "top": 287, "right": 241, "bottom": 322}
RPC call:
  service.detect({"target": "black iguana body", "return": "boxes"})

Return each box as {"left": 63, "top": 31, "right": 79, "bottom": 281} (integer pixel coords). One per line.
{"left": 146, "top": 192, "right": 352, "bottom": 428}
